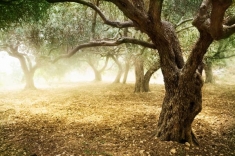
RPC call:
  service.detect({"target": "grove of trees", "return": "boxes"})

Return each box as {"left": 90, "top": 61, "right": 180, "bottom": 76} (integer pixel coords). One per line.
{"left": 1, "top": 0, "right": 235, "bottom": 146}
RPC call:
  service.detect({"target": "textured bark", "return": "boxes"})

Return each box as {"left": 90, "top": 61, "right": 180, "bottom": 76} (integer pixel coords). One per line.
{"left": 157, "top": 72, "right": 203, "bottom": 144}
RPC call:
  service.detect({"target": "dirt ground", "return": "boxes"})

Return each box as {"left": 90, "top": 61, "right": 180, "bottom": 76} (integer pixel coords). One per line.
{"left": 0, "top": 82, "right": 234, "bottom": 156}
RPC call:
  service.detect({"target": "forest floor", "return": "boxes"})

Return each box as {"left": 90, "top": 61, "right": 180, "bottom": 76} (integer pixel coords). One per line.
{"left": 0, "top": 82, "right": 234, "bottom": 156}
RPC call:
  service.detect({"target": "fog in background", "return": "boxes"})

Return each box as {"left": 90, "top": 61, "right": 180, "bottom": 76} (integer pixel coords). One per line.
{"left": 1, "top": 50, "right": 235, "bottom": 90}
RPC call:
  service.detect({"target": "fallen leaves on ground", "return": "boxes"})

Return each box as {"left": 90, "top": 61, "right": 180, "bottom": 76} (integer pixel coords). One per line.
{"left": 0, "top": 82, "right": 234, "bottom": 156}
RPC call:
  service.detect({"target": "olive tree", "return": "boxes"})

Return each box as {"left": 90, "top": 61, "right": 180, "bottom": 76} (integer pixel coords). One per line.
{"left": 44, "top": 0, "right": 235, "bottom": 145}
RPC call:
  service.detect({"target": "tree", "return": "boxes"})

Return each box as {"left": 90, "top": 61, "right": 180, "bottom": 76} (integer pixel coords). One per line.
{"left": 0, "top": 24, "right": 47, "bottom": 89}
{"left": 143, "top": 56, "right": 160, "bottom": 92}
{"left": 204, "top": 36, "right": 235, "bottom": 83}
{"left": 86, "top": 53, "right": 110, "bottom": 81}
{"left": 5, "top": 44, "right": 39, "bottom": 89}
{"left": 0, "top": 0, "right": 51, "bottom": 89}
{"left": 43, "top": 0, "right": 235, "bottom": 145}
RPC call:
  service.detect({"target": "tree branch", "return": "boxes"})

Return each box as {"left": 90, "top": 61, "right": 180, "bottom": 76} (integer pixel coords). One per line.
{"left": 148, "top": 0, "right": 163, "bottom": 24}
{"left": 176, "top": 18, "right": 193, "bottom": 28}
{"left": 193, "top": 0, "right": 235, "bottom": 40}
{"left": 52, "top": 37, "right": 156, "bottom": 63}
{"left": 210, "top": 0, "right": 232, "bottom": 39}
{"left": 104, "top": 0, "right": 149, "bottom": 31}
{"left": 46, "top": 0, "right": 135, "bottom": 28}
{"left": 182, "top": 31, "right": 213, "bottom": 78}
{"left": 224, "top": 15, "right": 235, "bottom": 26}
{"left": 99, "top": 54, "right": 110, "bottom": 73}
{"left": 176, "top": 25, "right": 194, "bottom": 33}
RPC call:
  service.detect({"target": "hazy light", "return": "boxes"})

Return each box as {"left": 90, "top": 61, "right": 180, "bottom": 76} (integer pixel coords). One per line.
{"left": 0, "top": 52, "right": 19, "bottom": 75}
{"left": 0, "top": 51, "right": 23, "bottom": 89}
{"left": 65, "top": 69, "right": 94, "bottom": 82}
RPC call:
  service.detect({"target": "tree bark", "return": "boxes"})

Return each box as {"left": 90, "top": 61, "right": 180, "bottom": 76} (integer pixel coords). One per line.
{"left": 134, "top": 55, "right": 144, "bottom": 92}
{"left": 111, "top": 55, "right": 123, "bottom": 83}
{"left": 204, "top": 60, "right": 214, "bottom": 83}
{"left": 143, "top": 60, "right": 160, "bottom": 92}
{"left": 156, "top": 71, "right": 203, "bottom": 144}
{"left": 122, "top": 60, "right": 130, "bottom": 84}
{"left": 155, "top": 29, "right": 213, "bottom": 145}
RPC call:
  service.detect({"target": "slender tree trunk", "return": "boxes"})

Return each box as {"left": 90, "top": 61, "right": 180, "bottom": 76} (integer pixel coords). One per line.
{"left": 122, "top": 60, "right": 130, "bottom": 84}
{"left": 143, "top": 60, "right": 160, "bottom": 92}
{"left": 87, "top": 62, "right": 102, "bottom": 81}
{"left": 134, "top": 56, "right": 144, "bottom": 92}
{"left": 111, "top": 55, "right": 123, "bottom": 83}
{"left": 204, "top": 61, "right": 214, "bottom": 83}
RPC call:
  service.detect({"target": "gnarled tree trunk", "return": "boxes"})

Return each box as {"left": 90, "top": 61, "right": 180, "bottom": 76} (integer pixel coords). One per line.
{"left": 155, "top": 28, "right": 213, "bottom": 144}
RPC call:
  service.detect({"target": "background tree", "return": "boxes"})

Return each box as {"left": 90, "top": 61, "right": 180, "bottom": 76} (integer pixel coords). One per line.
{"left": 204, "top": 36, "right": 235, "bottom": 83}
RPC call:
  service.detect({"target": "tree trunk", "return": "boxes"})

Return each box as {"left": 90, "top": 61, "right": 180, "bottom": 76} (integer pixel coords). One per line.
{"left": 143, "top": 60, "right": 160, "bottom": 92}
{"left": 24, "top": 71, "right": 36, "bottom": 89}
{"left": 111, "top": 55, "right": 123, "bottom": 83}
{"left": 122, "top": 60, "right": 130, "bottom": 84}
{"left": 156, "top": 71, "right": 203, "bottom": 144}
{"left": 94, "top": 69, "right": 102, "bottom": 81}
{"left": 154, "top": 26, "right": 213, "bottom": 144}
{"left": 204, "top": 61, "right": 214, "bottom": 83}
{"left": 134, "top": 56, "right": 145, "bottom": 92}
{"left": 87, "top": 55, "right": 109, "bottom": 82}
{"left": 88, "top": 64, "right": 102, "bottom": 81}
{"left": 7, "top": 46, "right": 37, "bottom": 89}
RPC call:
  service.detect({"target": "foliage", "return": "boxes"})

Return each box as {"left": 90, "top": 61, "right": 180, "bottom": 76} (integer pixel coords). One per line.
{"left": 206, "top": 35, "right": 235, "bottom": 67}
{"left": 0, "top": 0, "right": 50, "bottom": 29}
{"left": 162, "top": 0, "right": 201, "bottom": 22}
